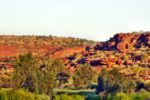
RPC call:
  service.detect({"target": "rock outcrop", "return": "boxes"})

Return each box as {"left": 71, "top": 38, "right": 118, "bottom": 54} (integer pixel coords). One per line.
{"left": 95, "top": 32, "right": 150, "bottom": 52}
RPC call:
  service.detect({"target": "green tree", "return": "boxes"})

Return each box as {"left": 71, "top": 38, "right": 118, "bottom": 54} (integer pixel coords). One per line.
{"left": 96, "top": 68, "right": 136, "bottom": 95}
{"left": 73, "top": 64, "right": 94, "bottom": 88}
{"left": 13, "top": 53, "right": 38, "bottom": 92}
{"left": 96, "top": 68, "right": 108, "bottom": 94}
{"left": 37, "top": 59, "right": 65, "bottom": 100}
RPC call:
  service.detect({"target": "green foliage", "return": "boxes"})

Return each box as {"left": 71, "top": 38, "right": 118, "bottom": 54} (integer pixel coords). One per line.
{"left": 1, "top": 88, "right": 149, "bottom": 100}
{"left": 0, "top": 89, "right": 8, "bottom": 100}
{"left": 13, "top": 53, "right": 65, "bottom": 100}
{"left": 53, "top": 89, "right": 150, "bottom": 100}
{"left": 37, "top": 59, "right": 65, "bottom": 94}
{"left": 54, "top": 94, "right": 84, "bottom": 100}
{"left": 113, "top": 92, "right": 129, "bottom": 100}
{"left": 109, "top": 92, "right": 150, "bottom": 100}
{"left": 8, "top": 89, "right": 35, "bottom": 100}
{"left": 0, "top": 35, "right": 95, "bottom": 48}
{"left": 96, "top": 68, "right": 136, "bottom": 94}
{"left": 73, "top": 64, "right": 95, "bottom": 88}
{"left": 0, "top": 89, "right": 49, "bottom": 100}
{"left": 13, "top": 53, "right": 38, "bottom": 92}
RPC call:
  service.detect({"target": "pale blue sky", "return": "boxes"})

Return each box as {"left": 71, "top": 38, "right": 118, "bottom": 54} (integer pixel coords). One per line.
{"left": 0, "top": 0, "right": 150, "bottom": 41}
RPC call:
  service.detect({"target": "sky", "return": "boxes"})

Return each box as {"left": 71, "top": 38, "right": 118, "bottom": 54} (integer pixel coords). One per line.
{"left": 0, "top": 0, "right": 150, "bottom": 41}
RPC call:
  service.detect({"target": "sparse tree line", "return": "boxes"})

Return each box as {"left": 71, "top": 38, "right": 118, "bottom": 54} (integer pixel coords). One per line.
{"left": 0, "top": 35, "right": 95, "bottom": 47}
{"left": 96, "top": 67, "right": 150, "bottom": 99}
{"left": 12, "top": 53, "right": 67, "bottom": 100}
{"left": 9, "top": 53, "right": 96, "bottom": 100}
{"left": 0, "top": 53, "right": 150, "bottom": 100}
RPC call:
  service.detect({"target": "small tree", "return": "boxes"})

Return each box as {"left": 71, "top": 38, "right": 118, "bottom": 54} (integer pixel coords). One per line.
{"left": 73, "top": 64, "right": 95, "bottom": 88}
{"left": 96, "top": 68, "right": 136, "bottom": 95}
{"left": 13, "top": 53, "right": 38, "bottom": 92}
{"left": 38, "top": 59, "right": 65, "bottom": 100}
{"left": 13, "top": 54, "right": 65, "bottom": 100}
{"left": 96, "top": 68, "right": 107, "bottom": 94}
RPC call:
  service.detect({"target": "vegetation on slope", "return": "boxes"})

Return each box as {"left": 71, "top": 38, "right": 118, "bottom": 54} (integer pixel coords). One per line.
{"left": 0, "top": 32, "right": 150, "bottom": 100}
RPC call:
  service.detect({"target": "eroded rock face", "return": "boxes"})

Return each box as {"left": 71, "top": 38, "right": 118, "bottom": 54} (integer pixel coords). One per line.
{"left": 135, "top": 33, "right": 150, "bottom": 48}
{"left": 112, "top": 33, "right": 141, "bottom": 52}
{"left": 94, "top": 33, "right": 150, "bottom": 52}
{"left": 64, "top": 32, "right": 150, "bottom": 81}
{"left": 49, "top": 46, "right": 85, "bottom": 59}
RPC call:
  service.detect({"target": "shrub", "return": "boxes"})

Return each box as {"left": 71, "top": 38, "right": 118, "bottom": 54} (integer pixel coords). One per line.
{"left": 0, "top": 89, "right": 8, "bottom": 100}
{"left": 110, "top": 92, "right": 150, "bottom": 100}
{"left": 138, "top": 92, "right": 150, "bottom": 99}
{"left": 113, "top": 92, "right": 129, "bottom": 100}
{"left": 54, "top": 94, "right": 84, "bottom": 100}
{"left": 0, "top": 89, "right": 49, "bottom": 100}
{"left": 72, "top": 94, "right": 84, "bottom": 100}
{"left": 8, "top": 89, "right": 34, "bottom": 100}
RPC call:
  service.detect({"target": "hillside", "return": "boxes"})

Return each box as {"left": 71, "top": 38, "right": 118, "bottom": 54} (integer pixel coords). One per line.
{"left": 64, "top": 32, "right": 150, "bottom": 82}
{"left": 0, "top": 35, "right": 95, "bottom": 57}
{"left": 0, "top": 35, "right": 95, "bottom": 85}
{"left": 0, "top": 32, "right": 150, "bottom": 84}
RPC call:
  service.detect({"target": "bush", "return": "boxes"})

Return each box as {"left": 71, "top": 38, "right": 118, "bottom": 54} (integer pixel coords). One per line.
{"left": 114, "top": 92, "right": 129, "bottom": 100}
{"left": 110, "top": 92, "right": 150, "bottom": 100}
{"left": 0, "top": 89, "right": 8, "bottom": 100}
{"left": 136, "top": 92, "right": 150, "bottom": 100}
{"left": 0, "top": 89, "right": 49, "bottom": 100}
{"left": 7, "top": 89, "right": 34, "bottom": 100}
{"left": 54, "top": 94, "right": 84, "bottom": 100}
{"left": 72, "top": 94, "right": 85, "bottom": 100}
